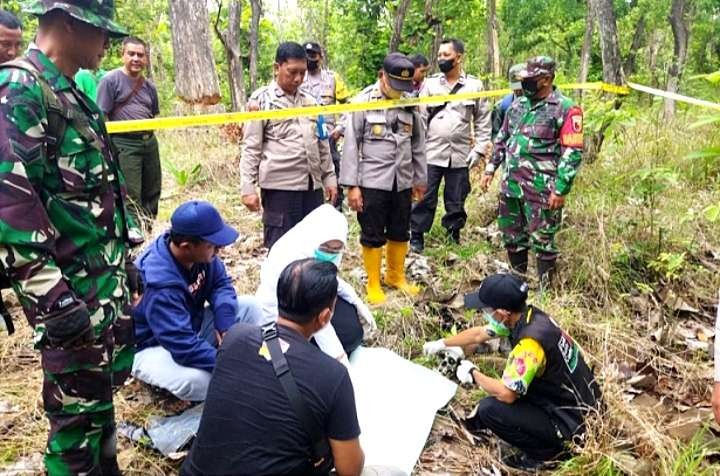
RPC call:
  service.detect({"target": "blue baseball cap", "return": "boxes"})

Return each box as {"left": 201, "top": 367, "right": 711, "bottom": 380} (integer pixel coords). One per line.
{"left": 170, "top": 201, "right": 239, "bottom": 247}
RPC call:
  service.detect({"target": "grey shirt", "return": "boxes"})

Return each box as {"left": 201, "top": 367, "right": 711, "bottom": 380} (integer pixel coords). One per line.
{"left": 97, "top": 68, "right": 160, "bottom": 121}
{"left": 421, "top": 72, "right": 491, "bottom": 168}
{"left": 340, "top": 82, "right": 427, "bottom": 192}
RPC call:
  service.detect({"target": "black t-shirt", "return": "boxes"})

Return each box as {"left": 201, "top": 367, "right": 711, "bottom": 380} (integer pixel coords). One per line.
{"left": 181, "top": 323, "right": 360, "bottom": 476}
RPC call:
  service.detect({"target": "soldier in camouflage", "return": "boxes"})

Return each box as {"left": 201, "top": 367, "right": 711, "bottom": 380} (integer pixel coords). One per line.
{"left": 0, "top": 1, "right": 141, "bottom": 474}
{"left": 481, "top": 56, "right": 583, "bottom": 287}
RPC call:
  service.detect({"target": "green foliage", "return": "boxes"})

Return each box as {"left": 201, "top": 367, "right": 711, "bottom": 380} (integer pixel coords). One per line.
{"left": 161, "top": 158, "right": 202, "bottom": 189}
{"left": 649, "top": 251, "right": 687, "bottom": 281}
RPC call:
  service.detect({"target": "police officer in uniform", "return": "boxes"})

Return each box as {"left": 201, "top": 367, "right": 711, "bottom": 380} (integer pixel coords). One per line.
{"left": 423, "top": 273, "right": 601, "bottom": 470}
{"left": 0, "top": 1, "right": 141, "bottom": 474}
{"left": 241, "top": 41, "right": 337, "bottom": 249}
{"left": 301, "top": 41, "right": 350, "bottom": 209}
{"left": 481, "top": 56, "right": 583, "bottom": 287}
{"left": 340, "top": 53, "right": 427, "bottom": 305}
{"left": 410, "top": 38, "right": 491, "bottom": 252}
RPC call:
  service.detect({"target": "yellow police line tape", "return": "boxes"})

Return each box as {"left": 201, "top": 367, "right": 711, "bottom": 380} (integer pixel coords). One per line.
{"left": 105, "top": 80, "right": 717, "bottom": 134}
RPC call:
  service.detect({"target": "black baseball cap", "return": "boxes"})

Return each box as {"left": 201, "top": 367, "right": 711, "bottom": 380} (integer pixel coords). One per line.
{"left": 170, "top": 200, "right": 239, "bottom": 247}
{"left": 464, "top": 273, "right": 529, "bottom": 312}
{"left": 304, "top": 42, "right": 322, "bottom": 54}
{"left": 382, "top": 53, "right": 415, "bottom": 93}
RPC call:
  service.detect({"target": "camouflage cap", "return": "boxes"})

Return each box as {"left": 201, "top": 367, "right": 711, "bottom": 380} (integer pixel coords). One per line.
{"left": 520, "top": 55, "right": 556, "bottom": 79}
{"left": 24, "top": 0, "right": 128, "bottom": 38}
{"left": 508, "top": 63, "right": 524, "bottom": 89}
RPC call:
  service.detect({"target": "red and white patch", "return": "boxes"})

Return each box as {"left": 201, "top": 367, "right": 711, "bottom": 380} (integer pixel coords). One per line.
{"left": 560, "top": 106, "right": 583, "bottom": 147}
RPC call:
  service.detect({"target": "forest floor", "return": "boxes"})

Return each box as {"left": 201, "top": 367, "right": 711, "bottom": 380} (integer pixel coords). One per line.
{"left": 2, "top": 110, "right": 720, "bottom": 475}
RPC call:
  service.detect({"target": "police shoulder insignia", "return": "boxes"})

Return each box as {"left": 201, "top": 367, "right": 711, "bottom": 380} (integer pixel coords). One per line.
{"left": 403, "top": 123, "right": 412, "bottom": 133}
{"left": 560, "top": 106, "right": 583, "bottom": 147}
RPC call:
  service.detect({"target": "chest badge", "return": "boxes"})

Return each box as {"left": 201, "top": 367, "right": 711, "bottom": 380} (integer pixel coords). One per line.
{"left": 371, "top": 124, "right": 384, "bottom": 136}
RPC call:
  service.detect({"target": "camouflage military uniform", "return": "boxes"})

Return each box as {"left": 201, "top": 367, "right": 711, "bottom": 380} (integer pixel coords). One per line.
{"left": 0, "top": 2, "right": 140, "bottom": 474}
{"left": 486, "top": 59, "right": 583, "bottom": 266}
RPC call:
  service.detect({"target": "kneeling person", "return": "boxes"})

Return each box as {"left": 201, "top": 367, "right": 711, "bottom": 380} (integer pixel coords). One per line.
{"left": 423, "top": 273, "right": 601, "bottom": 470}
{"left": 132, "top": 201, "right": 262, "bottom": 401}
{"left": 182, "top": 259, "right": 405, "bottom": 476}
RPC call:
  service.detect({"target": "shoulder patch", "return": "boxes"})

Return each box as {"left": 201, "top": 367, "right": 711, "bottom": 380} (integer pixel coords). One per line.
{"left": 560, "top": 105, "right": 583, "bottom": 147}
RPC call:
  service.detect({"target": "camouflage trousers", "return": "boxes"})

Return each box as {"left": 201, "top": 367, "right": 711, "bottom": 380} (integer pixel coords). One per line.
{"left": 41, "top": 309, "right": 135, "bottom": 476}
{"left": 497, "top": 195, "right": 562, "bottom": 260}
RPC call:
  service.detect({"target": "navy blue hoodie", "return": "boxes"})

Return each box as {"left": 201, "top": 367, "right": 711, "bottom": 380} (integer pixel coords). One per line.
{"left": 133, "top": 232, "right": 239, "bottom": 372}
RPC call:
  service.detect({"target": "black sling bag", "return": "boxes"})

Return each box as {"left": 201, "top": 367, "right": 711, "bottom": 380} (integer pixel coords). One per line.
{"left": 261, "top": 323, "right": 334, "bottom": 475}
{"left": 426, "top": 81, "right": 464, "bottom": 125}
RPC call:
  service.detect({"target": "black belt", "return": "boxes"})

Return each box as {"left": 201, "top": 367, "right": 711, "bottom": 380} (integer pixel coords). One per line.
{"left": 114, "top": 131, "right": 154, "bottom": 140}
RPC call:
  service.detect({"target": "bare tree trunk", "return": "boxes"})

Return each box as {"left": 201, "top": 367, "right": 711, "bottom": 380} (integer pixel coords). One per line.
{"left": 664, "top": 0, "right": 690, "bottom": 118}
{"left": 593, "top": 0, "right": 624, "bottom": 85}
{"left": 648, "top": 30, "right": 663, "bottom": 90}
{"left": 249, "top": 0, "right": 263, "bottom": 92}
{"left": 578, "top": 0, "right": 595, "bottom": 83}
{"left": 389, "top": 0, "right": 412, "bottom": 52}
{"left": 214, "top": 0, "right": 246, "bottom": 111}
{"left": 623, "top": 13, "right": 646, "bottom": 76}
{"left": 424, "top": 0, "right": 443, "bottom": 70}
{"left": 486, "top": 0, "right": 501, "bottom": 77}
{"left": 169, "top": 0, "right": 221, "bottom": 105}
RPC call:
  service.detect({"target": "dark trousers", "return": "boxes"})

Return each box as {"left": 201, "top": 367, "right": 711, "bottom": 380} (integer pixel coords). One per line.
{"left": 325, "top": 297, "right": 364, "bottom": 355}
{"left": 464, "top": 397, "right": 570, "bottom": 461}
{"left": 329, "top": 136, "right": 344, "bottom": 208}
{"left": 261, "top": 187, "right": 324, "bottom": 249}
{"left": 410, "top": 165, "right": 470, "bottom": 235}
{"left": 357, "top": 186, "right": 412, "bottom": 248}
{"left": 113, "top": 133, "right": 161, "bottom": 226}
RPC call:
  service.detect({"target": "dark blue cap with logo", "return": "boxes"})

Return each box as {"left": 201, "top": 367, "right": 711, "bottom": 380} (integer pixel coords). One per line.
{"left": 464, "top": 273, "right": 529, "bottom": 312}
{"left": 170, "top": 200, "right": 239, "bottom": 247}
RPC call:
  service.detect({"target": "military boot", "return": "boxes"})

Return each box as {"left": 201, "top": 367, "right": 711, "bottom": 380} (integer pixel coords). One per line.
{"left": 448, "top": 228, "right": 461, "bottom": 244}
{"left": 409, "top": 232, "right": 424, "bottom": 253}
{"left": 537, "top": 258, "right": 557, "bottom": 291}
{"left": 507, "top": 250, "right": 528, "bottom": 275}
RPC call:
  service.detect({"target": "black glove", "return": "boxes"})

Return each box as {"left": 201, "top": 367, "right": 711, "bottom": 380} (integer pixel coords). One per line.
{"left": 125, "top": 259, "right": 143, "bottom": 296}
{"left": 42, "top": 301, "right": 95, "bottom": 348}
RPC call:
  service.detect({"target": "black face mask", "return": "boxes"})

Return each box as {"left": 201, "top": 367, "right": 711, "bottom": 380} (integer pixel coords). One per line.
{"left": 521, "top": 78, "right": 539, "bottom": 97}
{"left": 307, "top": 59, "right": 319, "bottom": 71}
{"left": 438, "top": 59, "right": 455, "bottom": 73}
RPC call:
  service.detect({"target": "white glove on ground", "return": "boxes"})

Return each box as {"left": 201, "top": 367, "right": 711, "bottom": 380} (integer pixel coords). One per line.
{"left": 456, "top": 359, "right": 478, "bottom": 385}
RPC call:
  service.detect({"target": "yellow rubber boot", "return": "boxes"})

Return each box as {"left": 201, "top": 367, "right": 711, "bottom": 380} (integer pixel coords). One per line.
{"left": 362, "top": 245, "right": 386, "bottom": 305}
{"left": 384, "top": 240, "right": 420, "bottom": 295}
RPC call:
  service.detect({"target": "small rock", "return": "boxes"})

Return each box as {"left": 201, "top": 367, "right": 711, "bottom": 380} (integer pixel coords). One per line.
{"left": 628, "top": 373, "right": 657, "bottom": 391}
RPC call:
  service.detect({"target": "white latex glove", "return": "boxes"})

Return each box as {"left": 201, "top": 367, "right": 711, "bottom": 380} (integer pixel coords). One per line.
{"left": 456, "top": 359, "right": 478, "bottom": 385}
{"left": 355, "top": 300, "right": 377, "bottom": 330}
{"left": 467, "top": 151, "right": 484, "bottom": 169}
{"left": 423, "top": 339, "right": 447, "bottom": 356}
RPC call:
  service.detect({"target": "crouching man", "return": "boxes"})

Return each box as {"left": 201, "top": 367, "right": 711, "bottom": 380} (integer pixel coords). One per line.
{"left": 423, "top": 273, "right": 602, "bottom": 470}
{"left": 182, "top": 258, "right": 405, "bottom": 476}
{"left": 132, "top": 200, "right": 262, "bottom": 401}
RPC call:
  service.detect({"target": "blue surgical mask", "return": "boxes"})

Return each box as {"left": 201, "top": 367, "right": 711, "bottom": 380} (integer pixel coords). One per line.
{"left": 484, "top": 311, "right": 511, "bottom": 337}
{"left": 314, "top": 248, "right": 342, "bottom": 266}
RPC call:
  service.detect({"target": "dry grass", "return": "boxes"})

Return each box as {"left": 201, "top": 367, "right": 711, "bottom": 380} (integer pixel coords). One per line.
{"left": 2, "top": 106, "right": 720, "bottom": 475}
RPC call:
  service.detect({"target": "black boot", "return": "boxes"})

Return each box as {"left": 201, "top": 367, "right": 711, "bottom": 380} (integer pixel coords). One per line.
{"left": 507, "top": 250, "right": 528, "bottom": 275}
{"left": 409, "top": 232, "right": 424, "bottom": 253}
{"left": 537, "top": 258, "right": 556, "bottom": 291}
{"left": 448, "top": 228, "right": 461, "bottom": 244}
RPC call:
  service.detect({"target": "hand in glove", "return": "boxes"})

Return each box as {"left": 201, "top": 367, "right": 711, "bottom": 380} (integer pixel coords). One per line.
{"left": 423, "top": 338, "right": 447, "bottom": 356}
{"left": 456, "top": 359, "right": 478, "bottom": 385}
{"left": 355, "top": 300, "right": 377, "bottom": 330}
{"left": 466, "top": 151, "right": 484, "bottom": 169}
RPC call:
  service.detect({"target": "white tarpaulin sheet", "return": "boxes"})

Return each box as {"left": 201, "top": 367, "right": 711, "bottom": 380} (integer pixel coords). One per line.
{"left": 349, "top": 346, "right": 458, "bottom": 475}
